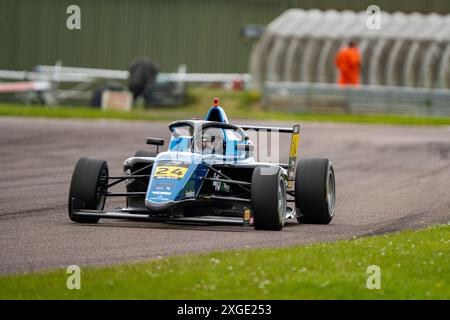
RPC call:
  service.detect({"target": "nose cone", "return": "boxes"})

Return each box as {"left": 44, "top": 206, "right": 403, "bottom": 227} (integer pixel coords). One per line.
{"left": 145, "top": 152, "right": 208, "bottom": 212}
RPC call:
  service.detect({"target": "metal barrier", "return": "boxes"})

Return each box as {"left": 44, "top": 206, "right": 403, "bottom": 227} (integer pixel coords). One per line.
{"left": 263, "top": 82, "right": 450, "bottom": 117}
{"left": 0, "top": 64, "right": 251, "bottom": 105}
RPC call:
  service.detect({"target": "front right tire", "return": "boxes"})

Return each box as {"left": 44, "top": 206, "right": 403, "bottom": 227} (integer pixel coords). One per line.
{"left": 68, "top": 157, "right": 108, "bottom": 223}
{"left": 134, "top": 150, "right": 157, "bottom": 157}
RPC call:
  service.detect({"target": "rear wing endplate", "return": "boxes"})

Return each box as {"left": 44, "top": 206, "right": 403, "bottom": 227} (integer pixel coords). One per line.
{"left": 287, "top": 124, "right": 300, "bottom": 189}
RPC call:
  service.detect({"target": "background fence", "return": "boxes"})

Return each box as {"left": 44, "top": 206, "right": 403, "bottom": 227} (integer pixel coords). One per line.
{"left": 263, "top": 82, "right": 450, "bottom": 117}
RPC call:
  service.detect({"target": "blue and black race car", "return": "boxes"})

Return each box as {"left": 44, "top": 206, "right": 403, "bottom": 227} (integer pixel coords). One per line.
{"left": 68, "top": 99, "right": 335, "bottom": 230}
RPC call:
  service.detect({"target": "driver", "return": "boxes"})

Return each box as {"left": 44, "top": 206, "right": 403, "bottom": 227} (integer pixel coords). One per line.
{"left": 202, "top": 129, "right": 224, "bottom": 155}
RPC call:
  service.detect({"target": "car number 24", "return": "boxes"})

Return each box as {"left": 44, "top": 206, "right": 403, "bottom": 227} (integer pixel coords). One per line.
{"left": 154, "top": 166, "right": 188, "bottom": 179}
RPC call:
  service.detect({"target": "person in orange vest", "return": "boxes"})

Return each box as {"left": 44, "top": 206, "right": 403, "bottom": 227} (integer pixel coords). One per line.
{"left": 335, "top": 41, "right": 361, "bottom": 86}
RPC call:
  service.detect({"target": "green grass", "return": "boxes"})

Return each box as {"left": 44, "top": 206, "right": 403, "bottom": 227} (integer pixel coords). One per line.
{"left": 1, "top": 87, "right": 450, "bottom": 125}
{"left": 1, "top": 225, "right": 448, "bottom": 299}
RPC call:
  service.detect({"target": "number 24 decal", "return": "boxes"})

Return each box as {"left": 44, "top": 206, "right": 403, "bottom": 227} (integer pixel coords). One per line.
{"left": 154, "top": 166, "right": 187, "bottom": 179}
{"left": 156, "top": 167, "right": 184, "bottom": 175}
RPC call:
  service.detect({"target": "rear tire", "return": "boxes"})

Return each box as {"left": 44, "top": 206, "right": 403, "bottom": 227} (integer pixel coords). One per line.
{"left": 68, "top": 157, "right": 109, "bottom": 223}
{"left": 251, "top": 166, "right": 286, "bottom": 231}
{"left": 295, "top": 159, "right": 335, "bottom": 224}
{"left": 134, "top": 150, "right": 157, "bottom": 157}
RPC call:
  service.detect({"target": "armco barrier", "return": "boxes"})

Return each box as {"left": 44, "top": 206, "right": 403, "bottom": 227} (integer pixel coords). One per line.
{"left": 263, "top": 82, "right": 450, "bottom": 117}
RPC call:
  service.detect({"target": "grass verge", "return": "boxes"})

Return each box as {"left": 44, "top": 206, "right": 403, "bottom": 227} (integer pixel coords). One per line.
{"left": 1, "top": 88, "right": 450, "bottom": 125}
{"left": 0, "top": 224, "right": 448, "bottom": 299}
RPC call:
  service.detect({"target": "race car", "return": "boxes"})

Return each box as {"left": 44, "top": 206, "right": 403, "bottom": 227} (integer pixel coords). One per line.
{"left": 68, "top": 98, "right": 335, "bottom": 230}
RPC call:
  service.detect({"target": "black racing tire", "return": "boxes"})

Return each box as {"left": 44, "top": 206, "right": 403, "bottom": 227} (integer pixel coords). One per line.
{"left": 134, "top": 150, "right": 157, "bottom": 157}
{"left": 68, "top": 157, "right": 109, "bottom": 223}
{"left": 251, "top": 166, "right": 287, "bottom": 231}
{"left": 295, "top": 158, "right": 335, "bottom": 224}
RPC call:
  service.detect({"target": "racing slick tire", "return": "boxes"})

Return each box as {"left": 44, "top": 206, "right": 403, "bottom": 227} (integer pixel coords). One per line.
{"left": 295, "top": 159, "right": 335, "bottom": 224}
{"left": 251, "top": 166, "right": 287, "bottom": 231}
{"left": 68, "top": 157, "right": 109, "bottom": 223}
{"left": 134, "top": 150, "right": 157, "bottom": 157}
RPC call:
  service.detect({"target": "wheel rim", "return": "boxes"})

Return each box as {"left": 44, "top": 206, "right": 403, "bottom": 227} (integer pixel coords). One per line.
{"left": 277, "top": 177, "right": 287, "bottom": 223}
{"left": 96, "top": 165, "right": 108, "bottom": 210}
{"left": 326, "top": 168, "right": 335, "bottom": 217}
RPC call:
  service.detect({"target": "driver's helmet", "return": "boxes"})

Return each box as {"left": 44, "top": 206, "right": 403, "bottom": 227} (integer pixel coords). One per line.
{"left": 202, "top": 128, "right": 224, "bottom": 155}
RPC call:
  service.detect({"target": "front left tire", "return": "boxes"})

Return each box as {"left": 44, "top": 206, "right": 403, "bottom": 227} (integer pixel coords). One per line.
{"left": 295, "top": 158, "right": 335, "bottom": 224}
{"left": 251, "top": 166, "right": 287, "bottom": 231}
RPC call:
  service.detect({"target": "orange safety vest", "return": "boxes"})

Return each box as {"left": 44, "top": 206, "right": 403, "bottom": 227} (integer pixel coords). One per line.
{"left": 335, "top": 47, "right": 361, "bottom": 86}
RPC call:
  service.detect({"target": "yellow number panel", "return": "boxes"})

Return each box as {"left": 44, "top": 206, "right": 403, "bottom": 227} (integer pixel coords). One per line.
{"left": 290, "top": 133, "right": 299, "bottom": 157}
{"left": 154, "top": 166, "right": 188, "bottom": 179}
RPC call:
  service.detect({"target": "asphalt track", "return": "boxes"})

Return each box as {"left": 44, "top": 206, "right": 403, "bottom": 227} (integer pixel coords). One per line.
{"left": 0, "top": 117, "right": 449, "bottom": 274}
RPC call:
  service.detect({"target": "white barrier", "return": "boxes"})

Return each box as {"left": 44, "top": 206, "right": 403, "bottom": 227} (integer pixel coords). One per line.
{"left": 0, "top": 64, "right": 252, "bottom": 105}
{"left": 263, "top": 82, "right": 450, "bottom": 117}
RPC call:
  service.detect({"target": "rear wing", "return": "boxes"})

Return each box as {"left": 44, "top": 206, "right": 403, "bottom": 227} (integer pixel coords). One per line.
{"left": 238, "top": 124, "right": 300, "bottom": 189}
{"left": 239, "top": 125, "right": 293, "bottom": 133}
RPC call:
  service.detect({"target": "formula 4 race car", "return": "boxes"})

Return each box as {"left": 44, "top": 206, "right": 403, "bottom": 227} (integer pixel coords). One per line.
{"left": 68, "top": 99, "right": 335, "bottom": 230}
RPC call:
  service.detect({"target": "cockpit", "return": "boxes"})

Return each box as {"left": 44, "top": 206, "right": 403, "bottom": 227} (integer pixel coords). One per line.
{"left": 168, "top": 121, "right": 249, "bottom": 157}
